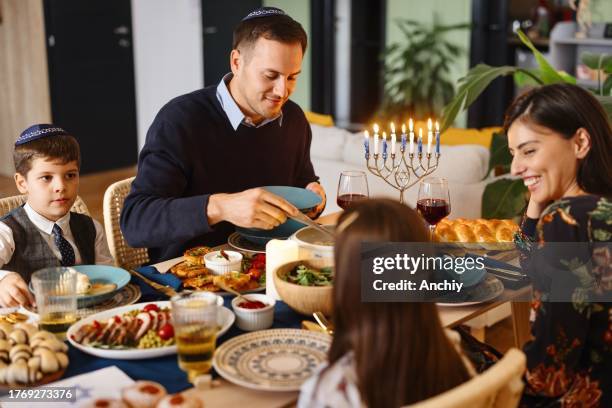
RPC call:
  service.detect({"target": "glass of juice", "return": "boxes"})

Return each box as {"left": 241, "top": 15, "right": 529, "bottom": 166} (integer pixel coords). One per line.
{"left": 31, "top": 267, "right": 78, "bottom": 340}
{"left": 171, "top": 291, "right": 220, "bottom": 383}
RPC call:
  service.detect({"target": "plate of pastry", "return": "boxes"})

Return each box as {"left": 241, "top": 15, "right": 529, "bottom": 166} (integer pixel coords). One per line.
{"left": 435, "top": 218, "right": 519, "bottom": 251}
{"left": 168, "top": 247, "right": 265, "bottom": 295}
{"left": 67, "top": 301, "right": 235, "bottom": 360}
{"left": 28, "top": 265, "right": 131, "bottom": 308}
{"left": 0, "top": 322, "right": 69, "bottom": 388}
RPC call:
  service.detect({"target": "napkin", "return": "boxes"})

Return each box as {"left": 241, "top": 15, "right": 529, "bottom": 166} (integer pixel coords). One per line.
{"left": 135, "top": 265, "right": 183, "bottom": 290}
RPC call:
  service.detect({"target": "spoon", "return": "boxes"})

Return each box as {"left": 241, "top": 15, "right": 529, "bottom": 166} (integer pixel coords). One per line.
{"left": 215, "top": 281, "right": 250, "bottom": 304}
{"left": 313, "top": 311, "right": 334, "bottom": 335}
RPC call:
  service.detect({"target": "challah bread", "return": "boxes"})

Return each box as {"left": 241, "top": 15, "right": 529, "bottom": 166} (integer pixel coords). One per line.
{"left": 435, "top": 218, "right": 518, "bottom": 249}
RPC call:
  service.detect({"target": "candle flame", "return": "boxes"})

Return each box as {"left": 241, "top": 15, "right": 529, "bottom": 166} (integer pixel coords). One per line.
{"left": 373, "top": 123, "right": 379, "bottom": 133}
{"left": 401, "top": 123, "right": 406, "bottom": 133}
{"left": 435, "top": 121, "right": 440, "bottom": 131}
{"left": 364, "top": 130, "right": 369, "bottom": 138}
{"left": 390, "top": 122, "right": 395, "bottom": 133}
{"left": 427, "top": 118, "right": 432, "bottom": 130}
{"left": 382, "top": 131, "right": 387, "bottom": 139}
{"left": 419, "top": 128, "right": 423, "bottom": 137}
{"left": 409, "top": 118, "right": 414, "bottom": 131}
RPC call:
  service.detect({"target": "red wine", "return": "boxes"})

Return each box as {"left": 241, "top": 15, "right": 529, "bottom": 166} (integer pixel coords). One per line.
{"left": 337, "top": 193, "right": 367, "bottom": 210}
{"left": 416, "top": 198, "right": 450, "bottom": 225}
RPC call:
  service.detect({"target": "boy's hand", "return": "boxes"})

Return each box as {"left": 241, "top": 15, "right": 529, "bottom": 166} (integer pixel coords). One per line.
{"left": 0, "top": 273, "right": 35, "bottom": 307}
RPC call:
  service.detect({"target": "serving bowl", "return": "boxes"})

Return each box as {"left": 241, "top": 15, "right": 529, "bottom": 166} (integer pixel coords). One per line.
{"left": 290, "top": 225, "right": 335, "bottom": 260}
{"left": 231, "top": 294, "right": 275, "bottom": 331}
{"left": 273, "top": 259, "right": 334, "bottom": 317}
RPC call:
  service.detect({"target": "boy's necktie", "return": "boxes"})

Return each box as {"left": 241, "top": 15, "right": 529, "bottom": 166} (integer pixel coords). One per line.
{"left": 52, "top": 224, "right": 75, "bottom": 267}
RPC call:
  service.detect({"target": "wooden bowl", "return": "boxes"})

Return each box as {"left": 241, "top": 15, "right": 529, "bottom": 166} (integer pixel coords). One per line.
{"left": 273, "top": 259, "right": 334, "bottom": 317}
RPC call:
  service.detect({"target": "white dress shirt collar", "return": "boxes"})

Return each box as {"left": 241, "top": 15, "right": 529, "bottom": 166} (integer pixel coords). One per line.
{"left": 216, "top": 73, "right": 283, "bottom": 131}
{"left": 23, "top": 202, "right": 71, "bottom": 235}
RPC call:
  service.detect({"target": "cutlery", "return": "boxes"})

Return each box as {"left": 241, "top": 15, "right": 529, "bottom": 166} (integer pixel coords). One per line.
{"left": 313, "top": 311, "right": 334, "bottom": 335}
{"left": 130, "top": 269, "right": 178, "bottom": 298}
{"left": 288, "top": 212, "right": 335, "bottom": 240}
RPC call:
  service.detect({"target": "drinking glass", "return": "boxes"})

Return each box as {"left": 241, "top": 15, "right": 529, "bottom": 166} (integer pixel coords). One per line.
{"left": 337, "top": 171, "right": 369, "bottom": 210}
{"left": 31, "top": 267, "right": 78, "bottom": 340}
{"left": 417, "top": 177, "right": 451, "bottom": 240}
{"left": 171, "top": 291, "right": 220, "bottom": 383}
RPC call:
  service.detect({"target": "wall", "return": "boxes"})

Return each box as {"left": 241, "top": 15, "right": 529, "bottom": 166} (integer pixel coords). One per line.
{"left": 0, "top": 0, "right": 51, "bottom": 176}
{"left": 592, "top": 0, "right": 612, "bottom": 22}
{"left": 263, "top": 0, "right": 311, "bottom": 110}
{"left": 386, "top": 0, "right": 472, "bottom": 127}
{"left": 131, "top": 0, "right": 203, "bottom": 151}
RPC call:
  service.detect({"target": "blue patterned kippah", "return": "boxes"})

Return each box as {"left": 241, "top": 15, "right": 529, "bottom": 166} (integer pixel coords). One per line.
{"left": 16, "top": 124, "right": 68, "bottom": 146}
{"left": 241, "top": 6, "right": 286, "bottom": 22}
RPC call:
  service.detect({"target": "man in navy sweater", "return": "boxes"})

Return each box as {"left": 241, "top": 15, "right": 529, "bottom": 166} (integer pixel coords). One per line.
{"left": 120, "top": 7, "right": 326, "bottom": 263}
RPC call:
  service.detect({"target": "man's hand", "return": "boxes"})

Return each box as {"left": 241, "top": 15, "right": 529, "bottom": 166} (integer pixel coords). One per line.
{"left": 0, "top": 272, "right": 35, "bottom": 308}
{"left": 305, "top": 182, "right": 326, "bottom": 219}
{"left": 207, "top": 188, "right": 299, "bottom": 229}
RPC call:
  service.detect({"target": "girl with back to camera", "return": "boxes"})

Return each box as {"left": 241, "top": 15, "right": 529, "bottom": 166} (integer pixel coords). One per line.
{"left": 506, "top": 83, "right": 611, "bottom": 406}
{"left": 298, "top": 198, "right": 474, "bottom": 407}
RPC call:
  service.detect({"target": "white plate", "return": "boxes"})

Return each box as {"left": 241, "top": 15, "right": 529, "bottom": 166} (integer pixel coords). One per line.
{"left": 213, "top": 329, "right": 331, "bottom": 392}
{"left": 67, "top": 301, "right": 235, "bottom": 360}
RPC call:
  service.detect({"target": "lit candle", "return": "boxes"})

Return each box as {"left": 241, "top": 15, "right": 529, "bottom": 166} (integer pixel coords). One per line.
{"left": 401, "top": 123, "right": 407, "bottom": 151}
{"left": 427, "top": 118, "right": 433, "bottom": 155}
{"left": 409, "top": 118, "right": 415, "bottom": 154}
{"left": 418, "top": 128, "right": 423, "bottom": 154}
{"left": 382, "top": 131, "right": 388, "bottom": 159}
{"left": 364, "top": 130, "right": 370, "bottom": 156}
{"left": 390, "top": 123, "right": 396, "bottom": 155}
{"left": 373, "top": 124, "right": 379, "bottom": 155}
{"left": 435, "top": 121, "right": 440, "bottom": 154}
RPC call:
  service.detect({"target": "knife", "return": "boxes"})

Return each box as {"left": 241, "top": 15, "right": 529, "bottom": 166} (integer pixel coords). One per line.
{"left": 130, "top": 269, "right": 178, "bottom": 298}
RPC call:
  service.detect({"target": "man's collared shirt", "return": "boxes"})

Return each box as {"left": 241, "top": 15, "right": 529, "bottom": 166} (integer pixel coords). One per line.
{"left": 216, "top": 73, "right": 283, "bottom": 131}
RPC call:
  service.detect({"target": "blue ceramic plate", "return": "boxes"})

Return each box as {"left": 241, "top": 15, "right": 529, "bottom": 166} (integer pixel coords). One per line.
{"left": 236, "top": 186, "right": 322, "bottom": 245}
{"left": 29, "top": 265, "right": 131, "bottom": 308}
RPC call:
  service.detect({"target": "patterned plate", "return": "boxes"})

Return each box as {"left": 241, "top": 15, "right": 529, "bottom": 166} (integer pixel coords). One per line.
{"left": 436, "top": 274, "right": 505, "bottom": 307}
{"left": 228, "top": 232, "right": 266, "bottom": 254}
{"left": 25, "top": 284, "right": 141, "bottom": 319}
{"left": 213, "top": 329, "right": 331, "bottom": 391}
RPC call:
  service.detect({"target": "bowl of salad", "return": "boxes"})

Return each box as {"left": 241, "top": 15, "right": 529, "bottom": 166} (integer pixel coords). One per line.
{"left": 273, "top": 259, "right": 334, "bottom": 316}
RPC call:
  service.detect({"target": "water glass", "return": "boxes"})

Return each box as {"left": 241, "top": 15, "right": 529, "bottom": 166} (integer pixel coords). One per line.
{"left": 171, "top": 291, "right": 221, "bottom": 383}
{"left": 31, "top": 267, "right": 78, "bottom": 340}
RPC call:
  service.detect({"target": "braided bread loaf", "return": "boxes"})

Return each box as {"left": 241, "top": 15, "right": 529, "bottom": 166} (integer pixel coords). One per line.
{"left": 435, "top": 218, "right": 518, "bottom": 249}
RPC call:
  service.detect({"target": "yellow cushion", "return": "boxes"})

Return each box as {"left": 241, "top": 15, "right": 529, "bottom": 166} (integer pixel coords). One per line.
{"left": 402, "top": 120, "right": 499, "bottom": 148}
{"left": 305, "top": 111, "right": 334, "bottom": 127}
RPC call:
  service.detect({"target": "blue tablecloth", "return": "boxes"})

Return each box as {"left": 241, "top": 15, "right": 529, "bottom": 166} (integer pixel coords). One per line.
{"left": 63, "top": 275, "right": 308, "bottom": 393}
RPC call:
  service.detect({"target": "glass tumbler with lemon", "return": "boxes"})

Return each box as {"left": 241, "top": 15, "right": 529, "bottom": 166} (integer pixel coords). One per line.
{"left": 171, "top": 291, "right": 220, "bottom": 383}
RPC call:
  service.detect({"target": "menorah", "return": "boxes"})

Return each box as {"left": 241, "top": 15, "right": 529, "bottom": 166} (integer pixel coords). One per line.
{"left": 363, "top": 119, "right": 441, "bottom": 204}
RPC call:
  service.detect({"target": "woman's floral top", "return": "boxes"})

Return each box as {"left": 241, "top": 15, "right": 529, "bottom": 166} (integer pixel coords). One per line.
{"left": 515, "top": 195, "right": 611, "bottom": 408}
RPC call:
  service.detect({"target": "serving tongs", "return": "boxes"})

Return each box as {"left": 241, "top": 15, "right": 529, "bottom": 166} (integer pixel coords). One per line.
{"left": 288, "top": 211, "right": 335, "bottom": 240}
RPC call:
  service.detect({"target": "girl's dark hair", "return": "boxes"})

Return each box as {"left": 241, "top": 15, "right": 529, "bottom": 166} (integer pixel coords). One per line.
{"left": 13, "top": 135, "right": 81, "bottom": 176}
{"left": 504, "top": 83, "right": 612, "bottom": 196}
{"left": 232, "top": 15, "right": 307, "bottom": 55}
{"left": 327, "top": 198, "right": 471, "bottom": 407}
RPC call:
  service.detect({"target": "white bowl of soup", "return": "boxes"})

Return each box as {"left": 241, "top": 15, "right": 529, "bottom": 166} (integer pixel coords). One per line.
{"left": 289, "top": 225, "right": 335, "bottom": 260}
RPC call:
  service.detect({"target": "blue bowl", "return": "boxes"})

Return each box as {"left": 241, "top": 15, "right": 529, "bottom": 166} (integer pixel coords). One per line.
{"left": 236, "top": 186, "right": 322, "bottom": 245}
{"left": 29, "top": 265, "right": 131, "bottom": 308}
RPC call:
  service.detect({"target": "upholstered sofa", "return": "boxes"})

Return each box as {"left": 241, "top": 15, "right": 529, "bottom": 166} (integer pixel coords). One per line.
{"left": 309, "top": 123, "right": 500, "bottom": 218}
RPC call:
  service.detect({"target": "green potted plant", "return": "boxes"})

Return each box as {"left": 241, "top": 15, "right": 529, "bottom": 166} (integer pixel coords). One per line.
{"left": 379, "top": 17, "right": 470, "bottom": 122}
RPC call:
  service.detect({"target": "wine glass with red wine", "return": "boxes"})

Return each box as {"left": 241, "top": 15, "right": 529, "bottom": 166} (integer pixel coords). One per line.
{"left": 337, "top": 171, "right": 369, "bottom": 210}
{"left": 417, "top": 177, "right": 450, "bottom": 239}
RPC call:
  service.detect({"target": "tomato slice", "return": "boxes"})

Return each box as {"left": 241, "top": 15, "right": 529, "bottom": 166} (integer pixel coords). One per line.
{"left": 143, "top": 304, "right": 159, "bottom": 312}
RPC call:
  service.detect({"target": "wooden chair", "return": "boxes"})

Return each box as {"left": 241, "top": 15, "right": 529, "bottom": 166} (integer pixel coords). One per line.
{"left": 407, "top": 348, "right": 526, "bottom": 408}
{"left": 0, "top": 194, "right": 90, "bottom": 217}
{"left": 103, "top": 177, "right": 149, "bottom": 270}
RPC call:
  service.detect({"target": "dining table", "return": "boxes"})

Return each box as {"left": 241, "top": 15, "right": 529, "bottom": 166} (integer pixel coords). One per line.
{"left": 1, "top": 212, "right": 532, "bottom": 408}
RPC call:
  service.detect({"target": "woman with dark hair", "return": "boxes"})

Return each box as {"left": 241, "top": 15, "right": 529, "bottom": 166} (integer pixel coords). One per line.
{"left": 298, "top": 199, "right": 473, "bottom": 407}
{"left": 505, "top": 83, "right": 612, "bottom": 406}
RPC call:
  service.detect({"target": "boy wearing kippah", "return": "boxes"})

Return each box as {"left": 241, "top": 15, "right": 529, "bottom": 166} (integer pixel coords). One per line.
{"left": 0, "top": 124, "right": 114, "bottom": 307}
